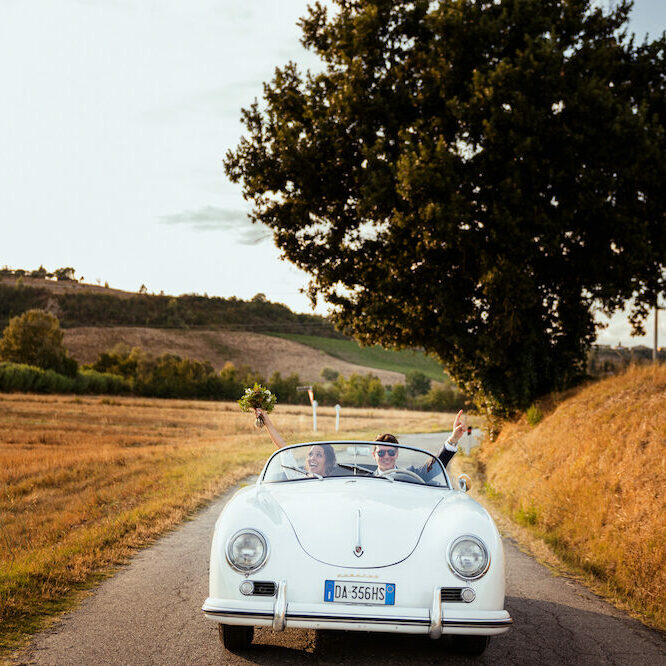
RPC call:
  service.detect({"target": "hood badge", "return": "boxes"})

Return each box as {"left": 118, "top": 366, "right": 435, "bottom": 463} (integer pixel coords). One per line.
{"left": 354, "top": 509, "right": 364, "bottom": 557}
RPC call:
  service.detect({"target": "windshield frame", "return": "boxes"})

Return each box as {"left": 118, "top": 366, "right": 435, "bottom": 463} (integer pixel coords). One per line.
{"left": 258, "top": 440, "right": 452, "bottom": 489}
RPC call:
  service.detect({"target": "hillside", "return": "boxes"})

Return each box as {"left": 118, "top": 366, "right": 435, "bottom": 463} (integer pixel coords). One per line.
{"left": 269, "top": 333, "right": 450, "bottom": 383}
{"left": 63, "top": 327, "right": 406, "bottom": 385}
{"left": 476, "top": 364, "right": 666, "bottom": 630}
{"left": 1, "top": 276, "right": 448, "bottom": 385}
{"left": 0, "top": 280, "right": 339, "bottom": 335}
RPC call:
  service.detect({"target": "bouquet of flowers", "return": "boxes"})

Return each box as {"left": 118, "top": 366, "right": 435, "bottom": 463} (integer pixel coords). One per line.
{"left": 238, "top": 383, "right": 277, "bottom": 428}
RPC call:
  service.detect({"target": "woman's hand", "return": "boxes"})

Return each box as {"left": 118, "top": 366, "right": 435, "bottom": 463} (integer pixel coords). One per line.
{"left": 254, "top": 407, "right": 266, "bottom": 428}
{"left": 253, "top": 408, "right": 286, "bottom": 448}
{"left": 449, "top": 409, "right": 465, "bottom": 445}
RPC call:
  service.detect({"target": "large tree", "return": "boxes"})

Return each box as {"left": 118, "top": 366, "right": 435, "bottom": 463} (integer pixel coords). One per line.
{"left": 225, "top": 0, "right": 666, "bottom": 415}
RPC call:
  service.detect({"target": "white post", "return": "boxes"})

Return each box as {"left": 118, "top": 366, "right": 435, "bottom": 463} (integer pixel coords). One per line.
{"left": 335, "top": 404, "right": 341, "bottom": 431}
{"left": 464, "top": 428, "right": 472, "bottom": 455}
{"left": 654, "top": 303, "right": 659, "bottom": 364}
{"left": 312, "top": 400, "right": 318, "bottom": 432}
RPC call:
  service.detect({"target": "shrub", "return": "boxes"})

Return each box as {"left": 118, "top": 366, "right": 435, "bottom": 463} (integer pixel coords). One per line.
{"left": 405, "top": 371, "right": 431, "bottom": 397}
{"left": 389, "top": 383, "right": 407, "bottom": 407}
{"left": 320, "top": 367, "right": 340, "bottom": 381}
{"left": 0, "top": 362, "right": 130, "bottom": 395}
{"left": 526, "top": 403, "right": 543, "bottom": 426}
{"left": 0, "top": 310, "right": 78, "bottom": 376}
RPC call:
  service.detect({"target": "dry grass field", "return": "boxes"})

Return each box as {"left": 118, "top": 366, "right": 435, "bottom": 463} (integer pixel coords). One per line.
{"left": 475, "top": 364, "right": 666, "bottom": 631}
{"left": 0, "top": 393, "right": 454, "bottom": 655}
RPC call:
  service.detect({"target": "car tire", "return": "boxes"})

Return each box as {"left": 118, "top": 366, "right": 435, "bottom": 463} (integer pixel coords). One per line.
{"left": 219, "top": 624, "right": 254, "bottom": 651}
{"left": 450, "top": 634, "right": 490, "bottom": 656}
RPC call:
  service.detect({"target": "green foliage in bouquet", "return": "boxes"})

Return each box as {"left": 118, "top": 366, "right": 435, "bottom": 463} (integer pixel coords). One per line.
{"left": 238, "top": 383, "right": 277, "bottom": 413}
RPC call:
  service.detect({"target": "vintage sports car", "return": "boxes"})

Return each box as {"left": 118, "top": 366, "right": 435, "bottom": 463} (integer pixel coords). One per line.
{"left": 202, "top": 441, "right": 512, "bottom": 655}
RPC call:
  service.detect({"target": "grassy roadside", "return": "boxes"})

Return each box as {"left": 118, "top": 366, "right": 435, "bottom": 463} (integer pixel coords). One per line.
{"left": 267, "top": 332, "right": 450, "bottom": 383}
{"left": 456, "top": 365, "right": 666, "bottom": 633}
{"left": 0, "top": 393, "right": 457, "bottom": 659}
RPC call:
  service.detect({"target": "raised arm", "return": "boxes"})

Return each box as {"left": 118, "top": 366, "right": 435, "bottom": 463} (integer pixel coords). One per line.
{"left": 438, "top": 409, "right": 465, "bottom": 466}
{"left": 255, "top": 408, "right": 287, "bottom": 449}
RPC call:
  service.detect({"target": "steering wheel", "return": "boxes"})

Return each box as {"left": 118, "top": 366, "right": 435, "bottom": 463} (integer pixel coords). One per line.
{"left": 378, "top": 466, "right": 426, "bottom": 484}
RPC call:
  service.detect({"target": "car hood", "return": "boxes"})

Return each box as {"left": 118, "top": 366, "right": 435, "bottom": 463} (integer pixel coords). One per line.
{"left": 262, "top": 479, "right": 449, "bottom": 568}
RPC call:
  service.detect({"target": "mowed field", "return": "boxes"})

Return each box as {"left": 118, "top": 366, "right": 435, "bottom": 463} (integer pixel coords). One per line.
{"left": 0, "top": 392, "right": 456, "bottom": 656}
{"left": 268, "top": 333, "right": 450, "bottom": 383}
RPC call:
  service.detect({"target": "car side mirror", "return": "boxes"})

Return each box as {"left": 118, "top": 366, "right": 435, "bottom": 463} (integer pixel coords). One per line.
{"left": 457, "top": 474, "right": 471, "bottom": 492}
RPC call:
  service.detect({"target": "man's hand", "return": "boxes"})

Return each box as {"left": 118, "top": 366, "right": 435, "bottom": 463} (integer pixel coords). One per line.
{"left": 449, "top": 409, "right": 465, "bottom": 445}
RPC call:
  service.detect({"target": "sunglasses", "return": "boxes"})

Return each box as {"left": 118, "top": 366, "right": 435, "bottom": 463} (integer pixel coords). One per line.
{"left": 376, "top": 449, "right": 397, "bottom": 458}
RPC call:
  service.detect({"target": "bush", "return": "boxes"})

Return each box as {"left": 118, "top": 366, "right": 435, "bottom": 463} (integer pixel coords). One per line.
{"left": 0, "top": 362, "right": 130, "bottom": 395}
{"left": 405, "top": 371, "right": 431, "bottom": 397}
{"left": 418, "top": 385, "right": 467, "bottom": 412}
{"left": 320, "top": 367, "right": 340, "bottom": 381}
{"left": 389, "top": 383, "right": 407, "bottom": 407}
{"left": 0, "top": 310, "right": 78, "bottom": 376}
{"left": 268, "top": 372, "right": 308, "bottom": 405}
{"left": 333, "top": 373, "right": 385, "bottom": 407}
{"left": 526, "top": 403, "right": 543, "bottom": 426}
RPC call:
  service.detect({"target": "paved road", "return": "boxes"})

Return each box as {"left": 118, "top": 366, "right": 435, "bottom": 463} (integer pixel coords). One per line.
{"left": 16, "top": 434, "right": 666, "bottom": 665}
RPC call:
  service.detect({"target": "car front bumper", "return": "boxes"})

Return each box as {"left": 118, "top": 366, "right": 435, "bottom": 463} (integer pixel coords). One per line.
{"left": 202, "top": 583, "right": 512, "bottom": 637}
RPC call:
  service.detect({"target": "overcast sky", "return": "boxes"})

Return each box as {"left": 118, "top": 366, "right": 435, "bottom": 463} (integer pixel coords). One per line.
{"left": 1, "top": 0, "right": 664, "bottom": 348}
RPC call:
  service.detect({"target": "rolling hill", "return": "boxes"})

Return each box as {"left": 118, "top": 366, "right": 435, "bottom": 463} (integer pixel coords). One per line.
{"left": 62, "top": 327, "right": 408, "bottom": 385}
{"left": 0, "top": 273, "right": 447, "bottom": 384}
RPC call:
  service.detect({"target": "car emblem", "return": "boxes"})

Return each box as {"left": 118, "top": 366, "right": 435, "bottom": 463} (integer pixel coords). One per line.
{"left": 354, "top": 509, "right": 363, "bottom": 557}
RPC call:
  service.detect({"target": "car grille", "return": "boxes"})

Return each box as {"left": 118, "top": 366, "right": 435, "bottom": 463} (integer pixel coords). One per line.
{"left": 251, "top": 581, "right": 277, "bottom": 596}
{"left": 441, "top": 587, "right": 464, "bottom": 602}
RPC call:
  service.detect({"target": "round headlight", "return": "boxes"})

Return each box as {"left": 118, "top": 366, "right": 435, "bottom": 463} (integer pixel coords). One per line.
{"left": 448, "top": 535, "right": 490, "bottom": 580}
{"left": 226, "top": 529, "right": 268, "bottom": 572}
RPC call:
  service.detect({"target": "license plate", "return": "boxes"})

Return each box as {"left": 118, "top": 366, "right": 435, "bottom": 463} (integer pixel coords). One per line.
{"left": 324, "top": 580, "right": 395, "bottom": 605}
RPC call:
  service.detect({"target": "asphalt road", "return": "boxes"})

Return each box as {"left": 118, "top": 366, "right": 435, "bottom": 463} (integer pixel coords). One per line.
{"left": 15, "top": 434, "right": 666, "bottom": 666}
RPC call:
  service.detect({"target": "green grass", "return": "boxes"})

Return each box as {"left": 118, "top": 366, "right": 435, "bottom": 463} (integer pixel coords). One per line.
{"left": 267, "top": 333, "right": 451, "bottom": 383}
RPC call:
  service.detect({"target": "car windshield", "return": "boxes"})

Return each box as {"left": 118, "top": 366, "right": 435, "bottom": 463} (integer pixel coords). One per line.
{"left": 261, "top": 442, "right": 450, "bottom": 488}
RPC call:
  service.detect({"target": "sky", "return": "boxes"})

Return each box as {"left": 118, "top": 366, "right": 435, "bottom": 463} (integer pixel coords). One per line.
{"left": 1, "top": 0, "right": 664, "bottom": 348}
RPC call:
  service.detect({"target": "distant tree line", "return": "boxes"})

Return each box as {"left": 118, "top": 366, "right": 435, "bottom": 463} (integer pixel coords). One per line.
{"left": 0, "top": 310, "right": 467, "bottom": 411}
{"left": 0, "top": 265, "right": 76, "bottom": 281}
{"left": 0, "top": 282, "right": 342, "bottom": 337}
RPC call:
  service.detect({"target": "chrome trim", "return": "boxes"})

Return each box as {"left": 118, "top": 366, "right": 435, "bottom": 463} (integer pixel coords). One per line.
{"left": 287, "top": 612, "right": 428, "bottom": 626}
{"left": 202, "top": 607, "right": 513, "bottom": 629}
{"left": 272, "top": 579, "right": 287, "bottom": 631}
{"left": 447, "top": 535, "right": 491, "bottom": 581}
{"left": 202, "top": 607, "right": 273, "bottom": 620}
{"left": 225, "top": 528, "right": 269, "bottom": 574}
{"left": 429, "top": 586, "right": 442, "bottom": 639}
{"left": 354, "top": 508, "right": 363, "bottom": 557}
{"left": 444, "top": 617, "right": 513, "bottom": 628}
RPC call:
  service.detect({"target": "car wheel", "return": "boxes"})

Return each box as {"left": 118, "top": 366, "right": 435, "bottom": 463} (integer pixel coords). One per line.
{"left": 219, "top": 624, "right": 254, "bottom": 651}
{"left": 450, "top": 634, "right": 490, "bottom": 656}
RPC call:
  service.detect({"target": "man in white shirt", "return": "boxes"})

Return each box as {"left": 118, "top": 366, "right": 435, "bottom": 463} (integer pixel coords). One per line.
{"left": 372, "top": 409, "right": 465, "bottom": 476}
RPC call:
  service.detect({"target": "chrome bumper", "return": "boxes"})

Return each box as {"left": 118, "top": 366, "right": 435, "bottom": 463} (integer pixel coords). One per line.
{"left": 202, "top": 584, "right": 513, "bottom": 636}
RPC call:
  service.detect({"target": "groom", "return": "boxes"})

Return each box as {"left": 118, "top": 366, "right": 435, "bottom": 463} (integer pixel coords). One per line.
{"left": 372, "top": 409, "right": 465, "bottom": 476}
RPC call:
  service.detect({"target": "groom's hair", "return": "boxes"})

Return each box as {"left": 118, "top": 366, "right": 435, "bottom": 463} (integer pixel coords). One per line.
{"left": 374, "top": 433, "right": 399, "bottom": 451}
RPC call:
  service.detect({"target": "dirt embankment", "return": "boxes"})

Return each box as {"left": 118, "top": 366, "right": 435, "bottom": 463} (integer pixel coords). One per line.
{"left": 476, "top": 364, "right": 666, "bottom": 631}
{"left": 63, "top": 327, "right": 405, "bottom": 386}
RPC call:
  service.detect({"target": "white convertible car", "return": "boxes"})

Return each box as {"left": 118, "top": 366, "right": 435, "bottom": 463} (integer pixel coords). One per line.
{"left": 202, "top": 441, "right": 512, "bottom": 656}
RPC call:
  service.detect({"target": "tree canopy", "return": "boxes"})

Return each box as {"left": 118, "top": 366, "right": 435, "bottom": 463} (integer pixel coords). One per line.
{"left": 225, "top": 0, "right": 666, "bottom": 415}
{"left": 0, "top": 310, "right": 78, "bottom": 376}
